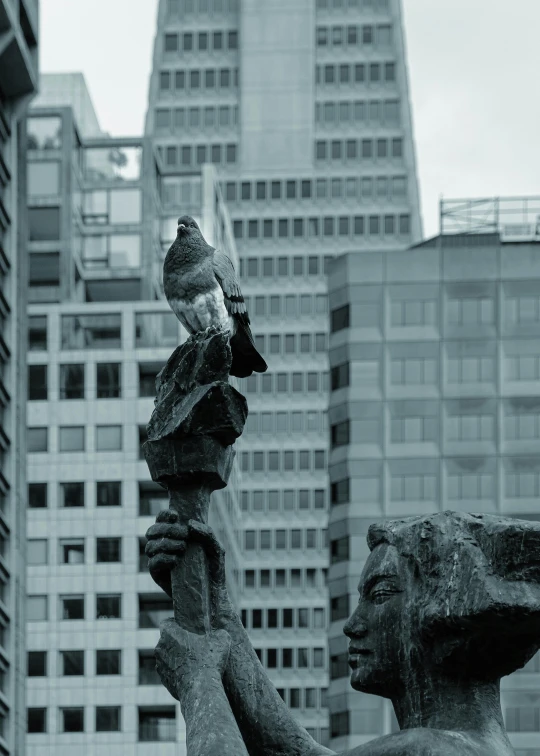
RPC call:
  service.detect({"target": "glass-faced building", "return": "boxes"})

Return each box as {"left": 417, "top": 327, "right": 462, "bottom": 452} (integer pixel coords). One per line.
{"left": 327, "top": 197, "right": 540, "bottom": 755}
{"left": 146, "top": 0, "right": 421, "bottom": 743}
{"left": 0, "top": 0, "right": 39, "bottom": 753}
{"left": 25, "top": 77, "right": 242, "bottom": 755}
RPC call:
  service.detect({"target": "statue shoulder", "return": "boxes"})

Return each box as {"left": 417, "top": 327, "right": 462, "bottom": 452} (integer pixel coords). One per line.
{"left": 343, "top": 728, "right": 489, "bottom": 756}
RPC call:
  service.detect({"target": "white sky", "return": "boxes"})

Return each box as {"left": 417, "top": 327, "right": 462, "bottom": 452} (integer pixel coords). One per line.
{"left": 40, "top": 0, "right": 540, "bottom": 237}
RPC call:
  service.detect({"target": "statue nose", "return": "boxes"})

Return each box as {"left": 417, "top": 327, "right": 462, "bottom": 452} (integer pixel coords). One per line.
{"left": 343, "top": 614, "right": 368, "bottom": 638}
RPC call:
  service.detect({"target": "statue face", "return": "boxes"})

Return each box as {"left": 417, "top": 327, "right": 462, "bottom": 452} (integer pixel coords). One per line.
{"left": 343, "top": 544, "right": 407, "bottom": 697}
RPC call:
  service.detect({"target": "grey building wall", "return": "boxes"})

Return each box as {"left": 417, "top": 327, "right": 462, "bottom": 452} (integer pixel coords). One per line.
{"left": 327, "top": 237, "right": 540, "bottom": 754}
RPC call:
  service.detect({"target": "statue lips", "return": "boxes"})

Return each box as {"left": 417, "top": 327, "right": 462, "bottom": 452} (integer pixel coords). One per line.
{"left": 348, "top": 646, "right": 373, "bottom": 667}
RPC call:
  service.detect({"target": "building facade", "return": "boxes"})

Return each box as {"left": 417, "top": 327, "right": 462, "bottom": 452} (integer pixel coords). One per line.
{"left": 146, "top": 0, "right": 421, "bottom": 743}
{"left": 327, "top": 197, "right": 540, "bottom": 755}
{"left": 0, "top": 0, "right": 39, "bottom": 753}
{"left": 25, "top": 82, "right": 242, "bottom": 755}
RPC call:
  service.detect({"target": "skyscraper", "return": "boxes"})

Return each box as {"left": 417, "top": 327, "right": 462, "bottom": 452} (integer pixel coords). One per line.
{"left": 25, "top": 74, "right": 241, "bottom": 755}
{"left": 327, "top": 196, "right": 540, "bottom": 754}
{"left": 146, "top": 0, "right": 421, "bottom": 743}
{"left": 0, "top": 0, "right": 39, "bottom": 752}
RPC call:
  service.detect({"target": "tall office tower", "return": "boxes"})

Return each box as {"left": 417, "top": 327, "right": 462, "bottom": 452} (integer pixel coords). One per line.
{"left": 0, "top": 1, "right": 39, "bottom": 753}
{"left": 327, "top": 197, "right": 540, "bottom": 754}
{"left": 146, "top": 0, "right": 421, "bottom": 743}
{"left": 25, "top": 76, "right": 241, "bottom": 755}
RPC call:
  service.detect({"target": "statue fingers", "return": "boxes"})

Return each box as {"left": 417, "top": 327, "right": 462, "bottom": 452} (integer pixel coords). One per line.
{"left": 155, "top": 509, "right": 180, "bottom": 524}
{"left": 145, "top": 535, "right": 187, "bottom": 559}
{"left": 145, "top": 521, "right": 188, "bottom": 543}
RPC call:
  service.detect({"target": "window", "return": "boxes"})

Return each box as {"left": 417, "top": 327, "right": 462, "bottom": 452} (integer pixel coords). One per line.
{"left": 331, "top": 305, "right": 350, "bottom": 332}
{"left": 391, "top": 474, "right": 436, "bottom": 502}
{"left": 28, "top": 595, "right": 47, "bottom": 621}
{"left": 96, "top": 649, "right": 121, "bottom": 675}
{"left": 96, "top": 363, "right": 121, "bottom": 398}
{"left": 139, "top": 594, "right": 173, "bottom": 628}
{"left": 61, "top": 708, "right": 84, "bottom": 733}
{"left": 331, "top": 420, "right": 350, "bottom": 448}
{"left": 96, "top": 707, "right": 121, "bottom": 732}
{"left": 62, "top": 314, "right": 121, "bottom": 349}
{"left": 27, "top": 708, "right": 46, "bottom": 733}
{"left": 59, "top": 426, "right": 85, "bottom": 451}
{"left": 331, "top": 363, "right": 349, "bottom": 390}
{"left": 447, "top": 356, "right": 493, "bottom": 383}
{"left": 391, "top": 358, "right": 436, "bottom": 385}
{"left": 331, "top": 652, "right": 349, "bottom": 679}
{"left": 28, "top": 483, "right": 47, "bottom": 509}
{"left": 331, "top": 537, "right": 349, "bottom": 564}
{"left": 28, "top": 365, "right": 47, "bottom": 400}
{"left": 29, "top": 253, "right": 61, "bottom": 288}
{"left": 28, "top": 427, "right": 48, "bottom": 452}
{"left": 96, "top": 425, "right": 122, "bottom": 451}
{"left": 59, "top": 364, "right": 84, "bottom": 399}
{"left": 60, "top": 482, "right": 84, "bottom": 508}
{"left": 447, "top": 473, "right": 493, "bottom": 500}
{"left": 29, "top": 316, "right": 47, "bottom": 350}
{"left": 331, "top": 712, "right": 350, "bottom": 738}
{"left": 97, "top": 594, "right": 121, "bottom": 619}
{"left": 97, "top": 481, "right": 121, "bottom": 507}
{"left": 96, "top": 538, "right": 121, "bottom": 563}
{"left": 28, "top": 115, "right": 62, "bottom": 149}
{"left": 61, "top": 650, "right": 84, "bottom": 676}
{"left": 61, "top": 595, "right": 84, "bottom": 620}
{"left": 28, "top": 651, "right": 46, "bottom": 677}
{"left": 139, "top": 650, "right": 161, "bottom": 684}
{"left": 60, "top": 540, "right": 84, "bottom": 565}
{"left": 28, "top": 206, "right": 60, "bottom": 241}
{"left": 138, "top": 707, "right": 176, "bottom": 742}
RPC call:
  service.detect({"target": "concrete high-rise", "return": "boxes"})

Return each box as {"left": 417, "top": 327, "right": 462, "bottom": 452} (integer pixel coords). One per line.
{"left": 25, "top": 75, "right": 242, "bottom": 755}
{"left": 327, "top": 196, "right": 540, "bottom": 755}
{"left": 146, "top": 0, "right": 421, "bottom": 744}
{"left": 0, "top": 0, "right": 39, "bottom": 753}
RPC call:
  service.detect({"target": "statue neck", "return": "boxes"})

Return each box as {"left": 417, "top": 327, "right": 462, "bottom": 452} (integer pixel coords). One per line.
{"left": 392, "top": 676, "right": 509, "bottom": 738}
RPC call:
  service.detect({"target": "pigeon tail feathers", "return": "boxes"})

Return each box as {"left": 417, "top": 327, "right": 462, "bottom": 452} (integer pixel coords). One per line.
{"left": 230, "top": 322, "right": 268, "bottom": 378}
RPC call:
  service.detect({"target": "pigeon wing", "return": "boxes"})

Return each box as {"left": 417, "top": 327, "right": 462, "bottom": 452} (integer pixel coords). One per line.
{"left": 212, "top": 251, "right": 250, "bottom": 327}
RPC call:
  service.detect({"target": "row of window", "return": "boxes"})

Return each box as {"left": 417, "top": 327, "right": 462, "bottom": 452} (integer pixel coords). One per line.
{"left": 243, "top": 372, "right": 329, "bottom": 395}
{"left": 163, "top": 29, "right": 238, "bottom": 54}
{"left": 28, "top": 706, "right": 176, "bottom": 740}
{"left": 28, "top": 593, "right": 176, "bottom": 626}
{"left": 223, "top": 174, "right": 408, "bottom": 203}
{"left": 253, "top": 646, "right": 326, "bottom": 670}
{"left": 29, "top": 312, "right": 178, "bottom": 351}
{"left": 238, "top": 255, "right": 331, "bottom": 278}
{"left": 252, "top": 333, "right": 328, "bottom": 359}
{"left": 233, "top": 213, "right": 411, "bottom": 241}
{"left": 167, "top": 0, "right": 239, "bottom": 15}
{"left": 244, "top": 528, "right": 326, "bottom": 552}
{"left": 315, "top": 98, "right": 399, "bottom": 127}
{"left": 240, "top": 449, "right": 326, "bottom": 474}
{"left": 315, "top": 136, "right": 403, "bottom": 162}
{"left": 240, "top": 488, "right": 327, "bottom": 513}
{"left": 244, "top": 567, "right": 328, "bottom": 591}
{"left": 28, "top": 425, "right": 123, "bottom": 453}
{"left": 28, "top": 537, "right": 123, "bottom": 566}
{"left": 332, "top": 296, "right": 540, "bottom": 333}
{"left": 316, "top": 0, "right": 389, "bottom": 10}
{"left": 244, "top": 292, "right": 328, "bottom": 317}
{"left": 158, "top": 141, "right": 238, "bottom": 167}
{"left": 245, "top": 411, "right": 327, "bottom": 437}
{"left": 241, "top": 606, "right": 326, "bottom": 631}
{"left": 28, "top": 362, "right": 161, "bottom": 401}
{"left": 155, "top": 104, "right": 238, "bottom": 131}
{"left": 29, "top": 648, "right": 166, "bottom": 685}
{"left": 316, "top": 23, "right": 391, "bottom": 48}
{"left": 272, "top": 687, "right": 327, "bottom": 712}
{"left": 159, "top": 67, "right": 238, "bottom": 92}
{"left": 316, "top": 60, "right": 395, "bottom": 85}
{"left": 328, "top": 411, "right": 540, "bottom": 446}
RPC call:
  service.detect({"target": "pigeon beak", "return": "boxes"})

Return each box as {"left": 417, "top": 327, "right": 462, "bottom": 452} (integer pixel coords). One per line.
{"left": 178, "top": 224, "right": 186, "bottom": 232}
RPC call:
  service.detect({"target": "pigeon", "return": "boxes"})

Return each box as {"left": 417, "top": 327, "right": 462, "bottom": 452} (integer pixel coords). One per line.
{"left": 163, "top": 215, "right": 268, "bottom": 379}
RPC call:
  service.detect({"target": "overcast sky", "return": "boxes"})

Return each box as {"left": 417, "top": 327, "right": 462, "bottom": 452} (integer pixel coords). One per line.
{"left": 40, "top": 0, "right": 540, "bottom": 237}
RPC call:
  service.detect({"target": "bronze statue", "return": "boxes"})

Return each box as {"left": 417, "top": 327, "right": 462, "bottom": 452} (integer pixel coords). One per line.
{"left": 146, "top": 510, "right": 540, "bottom": 756}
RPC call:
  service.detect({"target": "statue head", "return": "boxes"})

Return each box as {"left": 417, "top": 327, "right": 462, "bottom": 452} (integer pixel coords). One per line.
{"left": 343, "top": 511, "right": 540, "bottom": 699}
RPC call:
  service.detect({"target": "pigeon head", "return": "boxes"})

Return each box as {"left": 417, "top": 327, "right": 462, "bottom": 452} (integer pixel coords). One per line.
{"left": 177, "top": 215, "right": 201, "bottom": 239}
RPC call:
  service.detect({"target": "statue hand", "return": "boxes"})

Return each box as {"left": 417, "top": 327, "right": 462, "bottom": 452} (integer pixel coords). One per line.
{"left": 145, "top": 511, "right": 236, "bottom": 628}
{"left": 156, "top": 618, "right": 231, "bottom": 701}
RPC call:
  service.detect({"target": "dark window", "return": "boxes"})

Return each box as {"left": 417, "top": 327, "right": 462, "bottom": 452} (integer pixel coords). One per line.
{"left": 331, "top": 420, "right": 350, "bottom": 448}
{"left": 228, "top": 31, "right": 238, "bottom": 49}
{"left": 385, "top": 62, "right": 396, "bottom": 81}
{"left": 96, "top": 594, "right": 121, "bottom": 619}
{"left": 96, "top": 538, "right": 121, "bottom": 563}
{"left": 226, "top": 144, "right": 237, "bottom": 163}
{"left": 271, "top": 181, "right": 281, "bottom": 199}
{"left": 331, "top": 536, "right": 349, "bottom": 564}
{"left": 184, "top": 33, "right": 193, "bottom": 50}
{"left": 139, "top": 650, "right": 161, "bottom": 684}
{"left": 198, "top": 32, "right": 208, "bottom": 50}
{"left": 28, "top": 651, "right": 46, "bottom": 677}
{"left": 29, "top": 316, "right": 47, "bottom": 350}
{"left": 159, "top": 71, "right": 170, "bottom": 90}
{"left": 28, "top": 483, "right": 47, "bottom": 509}
{"left": 331, "top": 711, "right": 350, "bottom": 738}
{"left": 138, "top": 707, "right": 176, "bottom": 742}
{"left": 60, "top": 482, "right": 84, "bottom": 508}
{"left": 164, "top": 33, "right": 178, "bottom": 51}
{"left": 28, "top": 207, "right": 60, "bottom": 241}
{"left": 139, "top": 594, "right": 173, "bottom": 628}
{"left": 59, "top": 364, "right": 84, "bottom": 399}
{"left": 96, "top": 649, "right": 121, "bottom": 675}
{"left": 399, "top": 214, "right": 410, "bottom": 234}
{"left": 61, "top": 650, "right": 84, "bottom": 676}
{"left": 27, "top": 708, "right": 46, "bottom": 733}
{"left": 213, "top": 31, "right": 223, "bottom": 49}
{"left": 96, "top": 481, "right": 121, "bottom": 507}
{"left": 96, "top": 363, "right": 121, "bottom": 398}
{"left": 331, "top": 595, "right": 349, "bottom": 622}
{"left": 96, "top": 707, "right": 121, "bottom": 732}
{"left": 61, "top": 596, "right": 84, "bottom": 620}
{"left": 331, "top": 652, "right": 349, "bottom": 680}
{"left": 331, "top": 479, "right": 350, "bottom": 506}
{"left": 354, "top": 216, "right": 364, "bottom": 235}
{"left": 331, "top": 305, "right": 350, "bottom": 332}
{"left": 331, "top": 362, "right": 350, "bottom": 390}
{"left": 29, "top": 253, "right": 60, "bottom": 286}
{"left": 62, "top": 708, "right": 84, "bottom": 733}
{"left": 28, "top": 427, "right": 48, "bottom": 452}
